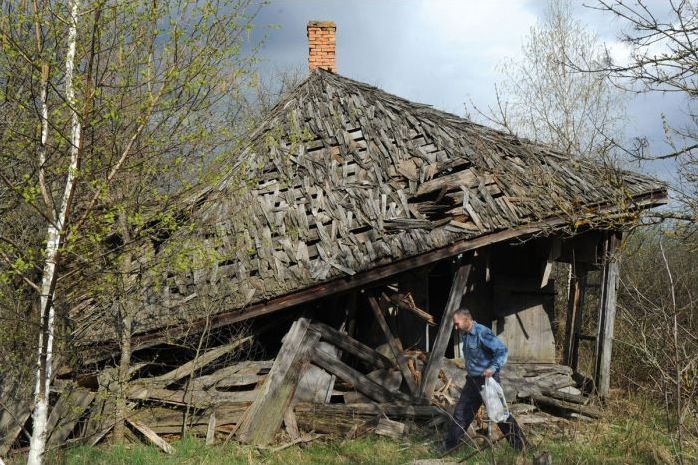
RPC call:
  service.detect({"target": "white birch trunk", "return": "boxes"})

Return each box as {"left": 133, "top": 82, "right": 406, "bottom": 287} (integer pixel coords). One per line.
{"left": 27, "top": 1, "right": 81, "bottom": 464}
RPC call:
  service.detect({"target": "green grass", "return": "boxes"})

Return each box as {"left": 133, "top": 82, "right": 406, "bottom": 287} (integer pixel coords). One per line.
{"left": 15, "top": 395, "right": 697, "bottom": 465}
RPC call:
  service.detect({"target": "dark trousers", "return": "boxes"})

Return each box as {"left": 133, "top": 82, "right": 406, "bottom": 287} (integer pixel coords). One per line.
{"left": 444, "top": 374, "right": 527, "bottom": 450}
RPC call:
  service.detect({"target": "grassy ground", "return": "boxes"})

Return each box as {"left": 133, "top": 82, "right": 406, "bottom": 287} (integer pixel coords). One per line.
{"left": 18, "top": 394, "right": 696, "bottom": 465}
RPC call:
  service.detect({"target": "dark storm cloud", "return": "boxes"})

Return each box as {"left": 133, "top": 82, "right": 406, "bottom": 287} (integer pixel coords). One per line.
{"left": 248, "top": 0, "right": 691, "bottom": 181}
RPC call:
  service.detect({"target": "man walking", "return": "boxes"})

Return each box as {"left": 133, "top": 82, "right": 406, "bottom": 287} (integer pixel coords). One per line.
{"left": 441, "top": 307, "right": 528, "bottom": 453}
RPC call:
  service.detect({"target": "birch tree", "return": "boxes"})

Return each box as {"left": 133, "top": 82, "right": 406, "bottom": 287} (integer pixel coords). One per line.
{"left": 475, "top": 0, "right": 625, "bottom": 159}
{"left": 23, "top": 1, "right": 82, "bottom": 463}
{"left": 0, "top": 0, "right": 261, "bottom": 462}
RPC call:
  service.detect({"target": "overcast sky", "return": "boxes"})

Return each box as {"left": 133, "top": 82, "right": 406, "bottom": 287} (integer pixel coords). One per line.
{"left": 250, "top": 0, "right": 688, "bottom": 182}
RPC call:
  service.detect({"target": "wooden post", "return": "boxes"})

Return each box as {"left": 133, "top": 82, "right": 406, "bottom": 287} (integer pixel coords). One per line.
{"left": 417, "top": 256, "right": 472, "bottom": 400}
{"left": 237, "top": 318, "right": 320, "bottom": 445}
{"left": 594, "top": 232, "right": 621, "bottom": 398}
{"left": 563, "top": 262, "right": 588, "bottom": 371}
{"left": 367, "top": 295, "right": 419, "bottom": 395}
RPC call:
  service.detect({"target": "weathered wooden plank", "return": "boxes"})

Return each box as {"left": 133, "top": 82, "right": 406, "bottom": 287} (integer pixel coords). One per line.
{"left": 131, "top": 403, "right": 251, "bottom": 435}
{"left": 145, "top": 335, "right": 255, "bottom": 388}
{"left": 236, "top": 318, "right": 320, "bottom": 445}
{"left": 594, "top": 232, "right": 621, "bottom": 399}
{"left": 283, "top": 408, "right": 300, "bottom": 440}
{"left": 206, "top": 414, "right": 216, "bottom": 445}
{"left": 367, "top": 295, "right": 418, "bottom": 395}
{"left": 117, "top": 194, "right": 664, "bottom": 358}
{"left": 127, "top": 385, "right": 259, "bottom": 408}
{"left": 46, "top": 388, "right": 96, "bottom": 447}
{"left": 310, "top": 321, "right": 394, "bottom": 369}
{"left": 540, "top": 389, "right": 588, "bottom": 405}
{"left": 382, "top": 291, "right": 434, "bottom": 325}
{"left": 375, "top": 417, "right": 405, "bottom": 439}
{"left": 190, "top": 361, "right": 272, "bottom": 391}
{"left": 563, "top": 263, "right": 588, "bottom": 370}
{"left": 0, "top": 395, "right": 31, "bottom": 456}
{"left": 126, "top": 419, "right": 174, "bottom": 454}
{"left": 530, "top": 394, "right": 602, "bottom": 419}
{"left": 418, "top": 257, "right": 472, "bottom": 400}
{"left": 310, "top": 347, "right": 410, "bottom": 404}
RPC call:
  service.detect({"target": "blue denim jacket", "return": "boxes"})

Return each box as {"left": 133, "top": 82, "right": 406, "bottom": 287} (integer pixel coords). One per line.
{"left": 461, "top": 322, "right": 508, "bottom": 376}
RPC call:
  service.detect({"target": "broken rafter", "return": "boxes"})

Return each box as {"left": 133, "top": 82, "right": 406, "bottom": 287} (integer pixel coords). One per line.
{"left": 310, "top": 346, "right": 410, "bottom": 404}
{"left": 381, "top": 291, "right": 435, "bottom": 325}
{"left": 310, "top": 321, "right": 394, "bottom": 370}
{"left": 236, "top": 318, "right": 320, "bottom": 446}
{"left": 418, "top": 256, "right": 472, "bottom": 400}
{"left": 367, "top": 295, "right": 419, "bottom": 395}
{"left": 144, "top": 334, "right": 255, "bottom": 388}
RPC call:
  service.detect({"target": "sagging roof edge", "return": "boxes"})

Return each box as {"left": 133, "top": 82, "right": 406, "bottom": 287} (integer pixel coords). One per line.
{"left": 78, "top": 188, "right": 666, "bottom": 363}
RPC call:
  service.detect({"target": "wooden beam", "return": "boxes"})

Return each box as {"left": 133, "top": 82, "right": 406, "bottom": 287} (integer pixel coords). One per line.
{"left": 46, "top": 388, "right": 95, "bottom": 447}
{"left": 309, "top": 347, "right": 410, "bottom": 404}
{"left": 563, "top": 262, "right": 588, "bottom": 370}
{"left": 310, "top": 321, "right": 394, "bottom": 369}
{"left": 283, "top": 408, "right": 300, "bottom": 441}
{"left": 594, "top": 232, "right": 621, "bottom": 398}
{"left": 205, "top": 413, "right": 216, "bottom": 445}
{"left": 367, "top": 295, "right": 419, "bottom": 395}
{"left": 418, "top": 257, "right": 472, "bottom": 401}
{"left": 146, "top": 335, "right": 254, "bottom": 388}
{"left": 117, "top": 192, "right": 665, "bottom": 356}
{"left": 530, "top": 394, "right": 602, "bottom": 419}
{"left": 126, "top": 418, "right": 174, "bottom": 454}
{"left": 382, "top": 292, "right": 435, "bottom": 325}
{"left": 236, "top": 318, "right": 320, "bottom": 445}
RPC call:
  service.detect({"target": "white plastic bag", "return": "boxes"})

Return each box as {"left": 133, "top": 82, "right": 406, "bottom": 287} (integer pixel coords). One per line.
{"left": 480, "top": 377, "right": 510, "bottom": 423}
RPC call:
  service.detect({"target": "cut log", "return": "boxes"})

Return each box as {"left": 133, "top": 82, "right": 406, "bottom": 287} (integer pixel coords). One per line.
{"left": 418, "top": 258, "right": 472, "bottom": 400}
{"left": 310, "top": 347, "right": 410, "bottom": 404}
{"left": 126, "top": 418, "right": 174, "bottom": 454}
{"left": 367, "top": 295, "right": 418, "bottom": 394}
{"left": 236, "top": 318, "right": 320, "bottom": 445}
{"left": 530, "top": 394, "right": 602, "bottom": 419}
{"left": 310, "top": 321, "right": 394, "bottom": 369}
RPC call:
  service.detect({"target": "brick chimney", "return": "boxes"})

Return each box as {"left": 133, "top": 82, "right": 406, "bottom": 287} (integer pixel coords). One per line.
{"left": 307, "top": 20, "right": 336, "bottom": 73}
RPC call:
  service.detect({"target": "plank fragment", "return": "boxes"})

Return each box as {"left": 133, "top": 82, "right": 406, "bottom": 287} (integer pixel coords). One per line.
{"left": 237, "top": 318, "right": 320, "bottom": 445}
{"left": 126, "top": 418, "right": 174, "bottom": 454}
{"left": 418, "top": 257, "right": 472, "bottom": 400}
{"left": 367, "top": 295, "right": 418, "bottom": 395}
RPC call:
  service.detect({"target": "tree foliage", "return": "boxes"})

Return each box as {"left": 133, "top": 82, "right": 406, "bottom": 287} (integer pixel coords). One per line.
{"left": 477, "top": 0, "right": 625, "bottom": 159}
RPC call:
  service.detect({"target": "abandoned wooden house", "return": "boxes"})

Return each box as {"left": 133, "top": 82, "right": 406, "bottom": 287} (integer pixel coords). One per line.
{"left": 0, "top": 20, "right": 668, "bottom": 455}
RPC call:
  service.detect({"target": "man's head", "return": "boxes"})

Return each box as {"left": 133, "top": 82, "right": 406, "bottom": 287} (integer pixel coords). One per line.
{"left": 453, "top": 308, "right": 474, "bottom": 332}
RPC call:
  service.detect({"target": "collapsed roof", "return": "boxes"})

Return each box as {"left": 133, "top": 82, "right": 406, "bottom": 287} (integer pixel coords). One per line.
{"left": 72, "top": 69, "right": 667, "bottom": 353}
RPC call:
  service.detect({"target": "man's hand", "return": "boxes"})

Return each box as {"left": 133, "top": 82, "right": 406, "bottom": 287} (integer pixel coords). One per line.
{"left": 483, "top": 369, "right": 495, "bottom": 378}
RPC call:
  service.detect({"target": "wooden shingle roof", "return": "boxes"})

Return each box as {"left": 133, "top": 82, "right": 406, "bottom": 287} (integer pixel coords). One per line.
{"left": 73, "top": 69, "right": 667, "bottom": 350}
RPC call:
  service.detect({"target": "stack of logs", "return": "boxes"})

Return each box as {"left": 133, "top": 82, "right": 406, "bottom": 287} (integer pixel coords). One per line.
{"left": 0, "top": 292, "right": 601, "bottom": 456}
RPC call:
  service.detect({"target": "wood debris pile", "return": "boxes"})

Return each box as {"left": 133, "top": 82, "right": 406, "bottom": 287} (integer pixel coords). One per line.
{"left": 1, "top": 285, "right": 600, "bottom": 455}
